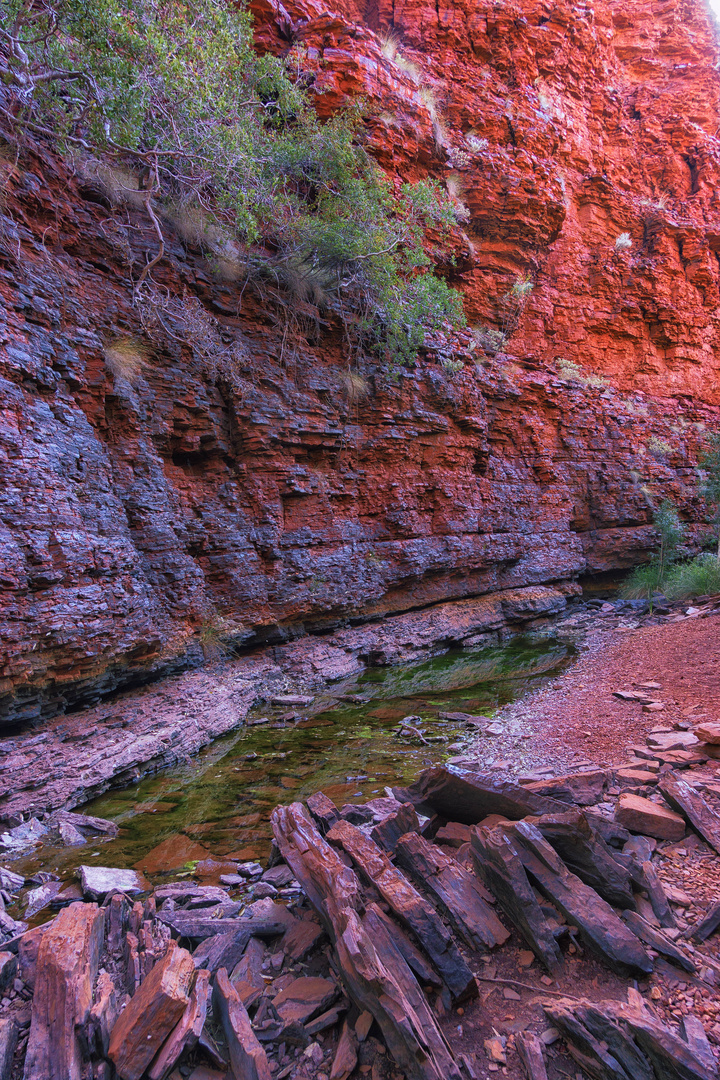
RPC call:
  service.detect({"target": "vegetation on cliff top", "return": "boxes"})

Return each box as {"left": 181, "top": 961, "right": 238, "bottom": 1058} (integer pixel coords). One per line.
{"left": 0, "top": 0, "right": 464, "bottom": 365}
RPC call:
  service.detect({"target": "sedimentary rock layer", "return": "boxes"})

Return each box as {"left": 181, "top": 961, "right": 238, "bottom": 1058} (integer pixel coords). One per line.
{"left": 1, "top": 0, "right": 719, "bottom": 722}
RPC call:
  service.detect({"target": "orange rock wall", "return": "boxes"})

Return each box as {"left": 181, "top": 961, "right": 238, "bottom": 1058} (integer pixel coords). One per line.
{"left": 1, "top": 0, "right": 719, "bottom": 723}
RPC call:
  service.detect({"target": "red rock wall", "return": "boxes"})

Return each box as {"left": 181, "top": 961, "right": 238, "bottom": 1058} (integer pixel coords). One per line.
{"left": 1, "top": 0, "right": 719, "bottom": 723}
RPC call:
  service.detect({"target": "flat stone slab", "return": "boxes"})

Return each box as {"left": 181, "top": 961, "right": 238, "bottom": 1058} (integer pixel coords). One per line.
{"left": 694, "top": 722, "right": 720, "bottom": 744}
{"left": 646, "top": 732, "right": 700, "bottom": 752}
{"left": 272, "top": 976, "right": 338, "bottom": 1024}
{"left": 79, "top": 865, "right": 149, "bottom": 898}
{"left": 614, "top": 794, "right": 686, "bottom": 841}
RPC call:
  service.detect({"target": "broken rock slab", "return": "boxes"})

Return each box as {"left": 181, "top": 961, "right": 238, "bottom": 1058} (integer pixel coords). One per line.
{"left": 108, "top": 942, "right": 195, "bottom": 1080}
{"left": 23, "top": 902, "right": 105, "bottom": 1080}
{"left": 272, "top": 976, "right": 338, "bottom": 1024}
{"left": 79, "top": 865, "right": 149, "bottom": 899}
{"left": 614, "top": 794, "right": 686, "bottom": 842}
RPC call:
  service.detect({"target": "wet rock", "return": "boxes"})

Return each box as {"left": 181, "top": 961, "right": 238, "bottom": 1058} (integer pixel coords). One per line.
{"left": 24, "top": 881, "right": 63, "bottom": 919}
{"left": 252, "top": 882, "right": 278, "bottom": 899}
{"left": 134, "top": 836, "right": 212, "bottom": 875}
{"left": 79, "top": 865, "right": 149, "bottom": 899}
{"left": 57, "top": 822, "right": 87, "bottom": 847}
{"left": 261, "top": 864, "right": 296, "bottom": 887}
{"left": 237, "top": 862, "right": 264, "bottom": 879}
{"left": 0, "top": 867, "right": 24, "bottom": 893}
{"left": 48, "top": 811, "right": 119, "bottom": 838}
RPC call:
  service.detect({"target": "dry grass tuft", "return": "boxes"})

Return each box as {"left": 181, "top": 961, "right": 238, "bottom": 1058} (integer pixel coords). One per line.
{"left": 103, "top": 336, "right": 151, "bottom": 383}
{"left": 342, "top": 369, "right": 369, "bottom": 404}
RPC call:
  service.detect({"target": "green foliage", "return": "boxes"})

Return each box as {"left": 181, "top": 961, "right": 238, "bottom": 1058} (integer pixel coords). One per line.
{"left": 619, "top": 499, "right": 685, "bottom": 605}
{"left": 699, "top": 433, "right": 720, "bottom": 556}
{"left": 663, "top": 554, "right": 720, "bottom": 601}
{"left": 1, "top": 0, "right": 464, "bottom": 364}
{"left": 654, "top": 498, "right": 684, "bottom": 579}
{"left": 619, "top": 562, "right": 664, "bottom": 601}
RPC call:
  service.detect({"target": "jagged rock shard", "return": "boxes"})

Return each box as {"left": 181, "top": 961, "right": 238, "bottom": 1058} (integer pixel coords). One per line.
{"left": 680, "top": 1016, "right": 717, "bottom": 1076}
{"left": 272, "top": 802, "right": 462, "bottom": 1080}
{"left": 516, "top": 1032, "right": 549, "bottom": 1080}
{"left": 604, "top": 1000, "right": 715, "bottom": 1080}
{"left": 330, "top": 1019, "right": 358, "bottom": 1080}
{"left": 522, "top": 770, "right": 608, "bottom": 806}
{"left": 148, "top": 968, "right": 211, "bottom": 1080}
{"left": 306, "top": 792, "right": 340, "bottom": 834}
{"left": 658, "top": 774, "right": 720, "bottom": 856}
{"left": 326, "top": 818, "right": 477, "bottom": 1002}
{"left": 542, "top": 998, "right": 655, "bottom": 1080}
{"left": 399, "top": 765, "right": 570, "bottom": 824}
{"left": 108, "top": 941, "right": 195, "bottom": 1080}
{"left": 533, "top": 810, "right": 635, "bottom": 909}
{"left": 394, "top": 830, "right": 510, "bottom": 951}
{"left": 0, "top": 1017, "right": 19, "bottom": 1080}
{"left": 621, "top": 911, "right": 696, "bottom": 973}
{"left": 157, "top": 911, "right": 288, "bottom": 942}
{"left": 23, "top": 902, "right": 105, "bottom": 1080}
{"left": 639, "top": 860, "right": 677, "bottom": 929}
{"left": 370, "top": 802, "right": 421, "bottom": 853}
{"left": 509, "top": 822, "right": 653, "bottom": 977}
{"left": 213, "top": 967, "right": 272, "bottom": 1080}
{"left": 686, "top": 899, "right": 720, "bottom": 943}
{"left": 370, "top": 904, "right": 442, "bottom": 988}
{"left": 469, "top": 826, "right": 563, "bottom": 974}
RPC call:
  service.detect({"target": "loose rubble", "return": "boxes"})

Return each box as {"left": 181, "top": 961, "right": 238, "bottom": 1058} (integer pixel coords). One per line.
{"left": 2, "top": 758, "right": 720, "bottom": 1079}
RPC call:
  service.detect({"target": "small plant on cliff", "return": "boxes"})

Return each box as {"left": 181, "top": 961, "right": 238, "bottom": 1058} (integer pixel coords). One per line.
{"left": 500, "top": 275, "right": 534, "bottom": 342}
{"left": 614, "top": 232, "right": 632, "bottom": 250}
{"left": 646, "top": 435, "right": 673, "bottom": 462}
{"left": 0, "top": 0, "right": 464, "bottom": 366}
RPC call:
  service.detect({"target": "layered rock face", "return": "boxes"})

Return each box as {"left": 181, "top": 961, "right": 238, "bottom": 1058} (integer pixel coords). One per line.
{"left": 1, "top": 0, "right": 719, "bottom": 724}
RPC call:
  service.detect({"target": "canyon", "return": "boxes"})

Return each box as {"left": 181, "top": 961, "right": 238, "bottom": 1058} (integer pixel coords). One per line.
{"left": 2, "top": 0, "right": 720, "bottom": 727}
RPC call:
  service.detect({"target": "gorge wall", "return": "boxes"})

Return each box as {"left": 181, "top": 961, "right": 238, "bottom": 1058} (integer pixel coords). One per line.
{"left": 1, "top": 0, "right": 720, "bottom": 724}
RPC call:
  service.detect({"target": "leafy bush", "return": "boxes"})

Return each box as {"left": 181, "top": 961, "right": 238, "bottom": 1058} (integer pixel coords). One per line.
{"left": 700, "top": 432, "right": 720, "bottom": 556}
{"left": 663, "top": 554, "right": 720, "bottom": 601}
{"left": 1, "top": 0, "right": 464, "bottom": 364}
{"left": 620, "top": 499, "right": 685, "bottom": 603}
{"left": 620, "top": 563, "right": 664, "bottom": 601}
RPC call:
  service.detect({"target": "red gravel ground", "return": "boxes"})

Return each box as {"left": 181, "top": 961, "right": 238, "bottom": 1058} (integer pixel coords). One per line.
{"left": 481, "top": 611, "right": 720, "bottom": 771}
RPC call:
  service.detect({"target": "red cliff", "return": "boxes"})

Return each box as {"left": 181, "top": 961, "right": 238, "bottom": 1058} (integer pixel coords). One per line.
{"left": 1, "top": 0, "right": 719, "bottom": 723}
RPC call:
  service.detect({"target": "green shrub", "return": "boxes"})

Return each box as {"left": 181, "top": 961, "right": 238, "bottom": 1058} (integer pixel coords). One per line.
{"left": 619, "top": 563, "right": 664, "bottom": 600}
{"left": 663, "top": 554, "right": 720, "bottom": 601}
{"left": 1, "top": 0, "right": 464, "bottom": 365}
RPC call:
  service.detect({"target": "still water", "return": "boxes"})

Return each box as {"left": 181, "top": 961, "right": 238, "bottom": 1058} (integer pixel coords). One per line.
{"left": 17, "top": 637, "right": 571, "bottom": 886}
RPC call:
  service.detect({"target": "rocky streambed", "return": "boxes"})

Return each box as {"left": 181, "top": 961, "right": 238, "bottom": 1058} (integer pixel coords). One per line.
{"left": 2, "top": 760, "right": 720, "bottom": 1080}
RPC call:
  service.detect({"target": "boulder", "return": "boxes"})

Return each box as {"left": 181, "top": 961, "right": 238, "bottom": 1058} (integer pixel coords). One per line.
{"left": 615, "top": 794, "right": 685, "bottom": 841}
{"left": 79, "top": 866, "right": 149, "bottom": 899}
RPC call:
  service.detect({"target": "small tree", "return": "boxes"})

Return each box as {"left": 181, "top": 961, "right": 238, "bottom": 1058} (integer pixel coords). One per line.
{"left": 653, "top": 499, "right": 685, "bottom": 583}
{"left": 700, "top": 434, "right": 720, "bottom": 558}
{"left": 620, "top": 498, "right": 685, "bottom": 605}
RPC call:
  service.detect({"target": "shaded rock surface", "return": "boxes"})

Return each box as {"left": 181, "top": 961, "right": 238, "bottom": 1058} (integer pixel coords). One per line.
{"left": 1, "top": 0, "right": 720, "bottom": 726}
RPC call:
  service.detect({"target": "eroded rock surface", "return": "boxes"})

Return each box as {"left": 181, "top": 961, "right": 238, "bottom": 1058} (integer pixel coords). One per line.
{"left": 1, "top": 0, "right": 720, "bottom": 725}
